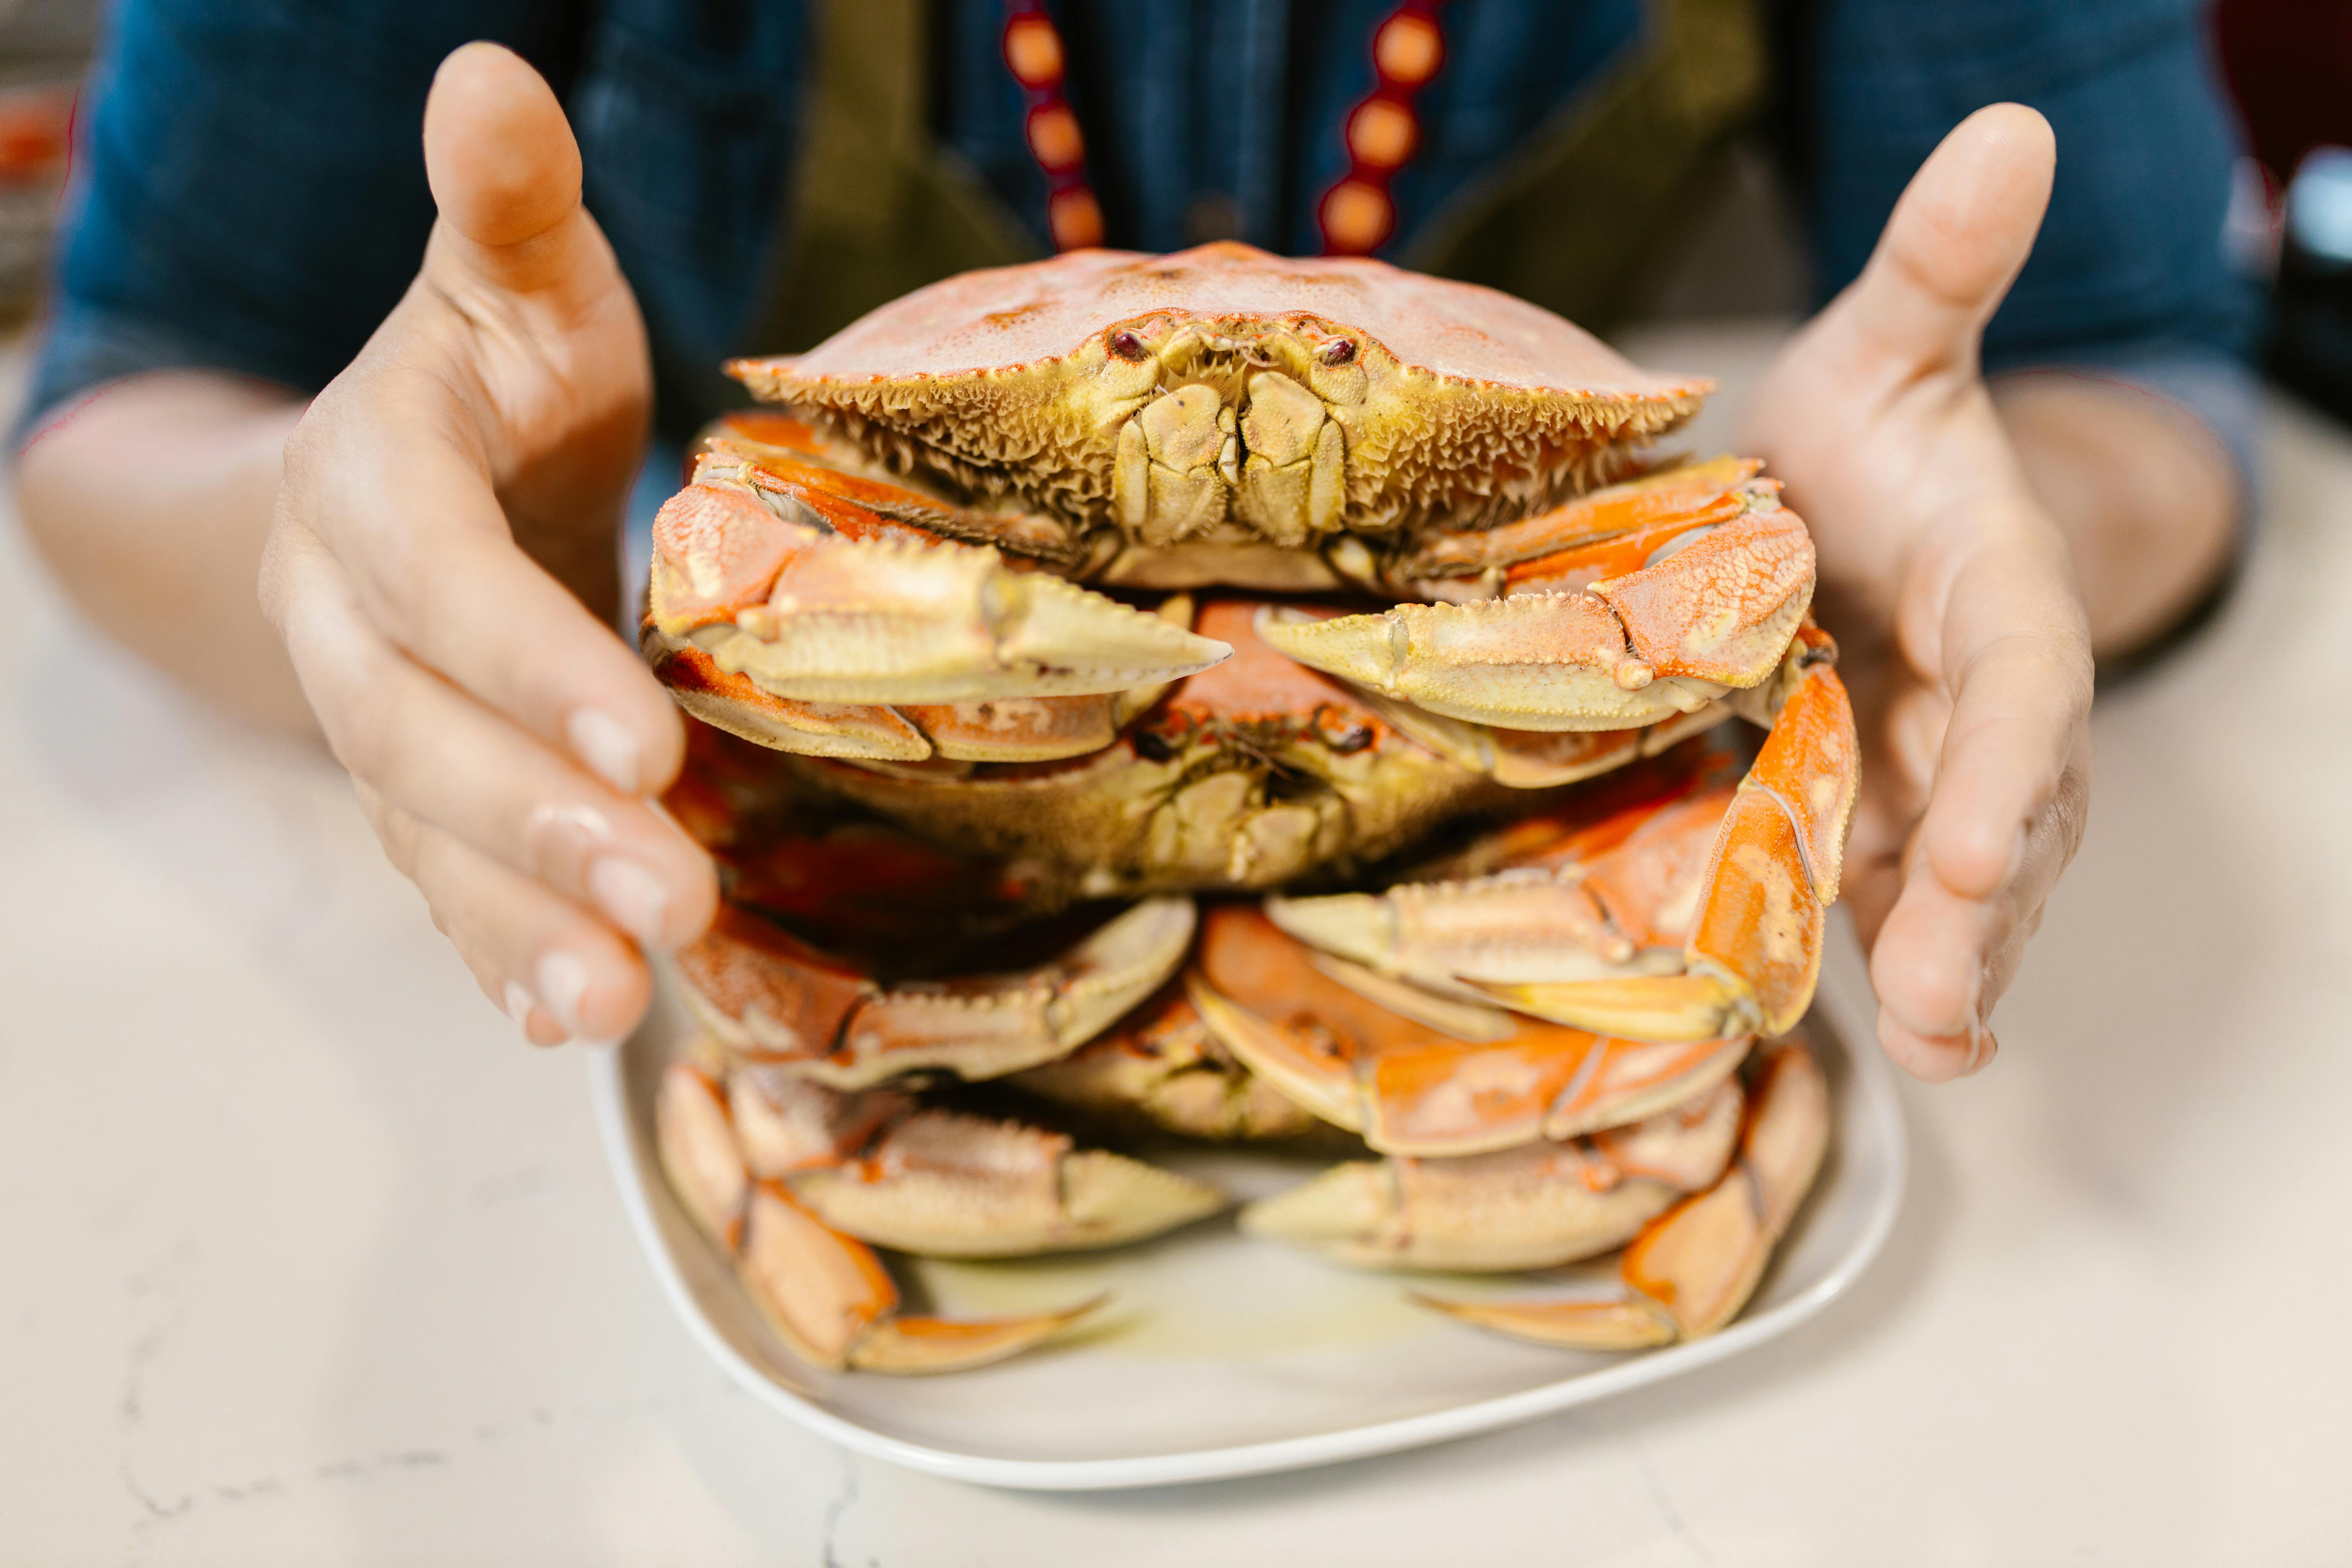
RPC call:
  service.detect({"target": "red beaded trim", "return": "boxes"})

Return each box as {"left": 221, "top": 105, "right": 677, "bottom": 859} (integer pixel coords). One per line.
{"left": 1001, "top": 1, "right": 1105, "bottom": 252}
{"left": 1318, "top": 2, "right": 1449, "bottom": 255}
{"left": 999, "top": 1, "right": 1448, "bottom": 256}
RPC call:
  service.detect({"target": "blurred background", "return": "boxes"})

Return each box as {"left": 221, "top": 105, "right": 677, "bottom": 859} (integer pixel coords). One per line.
{"left": 0, "top": 0, "right": 89, "bottom": 319}
{"left": 8, "top": 1, "right": 2352, "bottom": 415}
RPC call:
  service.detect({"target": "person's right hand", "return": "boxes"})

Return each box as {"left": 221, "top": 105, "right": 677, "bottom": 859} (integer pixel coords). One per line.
{"left": 260, "top": 43, "right": 715, "bottom": 1045}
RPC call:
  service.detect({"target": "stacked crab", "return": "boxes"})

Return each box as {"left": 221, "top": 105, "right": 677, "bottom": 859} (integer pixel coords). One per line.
{"left": 642, "top": 244, "right": 1854, "bottom": 1376}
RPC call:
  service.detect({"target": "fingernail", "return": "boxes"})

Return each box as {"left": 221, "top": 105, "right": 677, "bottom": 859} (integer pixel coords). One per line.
{"left": 567, "top": 707, "right": 641, "bottom": 795}
{"left": 1965, "top": 1027, "right": 1998, "bottom": 1074}
{"left": 589, "top": 856, "right": 671, "bottom": 949}
{"left": 536, "top": 949, "right": 591, "bottom": 1037}
{"left": 529, "top": 801, "right": 613, "bottom": 844}
{"left": 503, "top": 979, "right": 537, "bottom": 1035}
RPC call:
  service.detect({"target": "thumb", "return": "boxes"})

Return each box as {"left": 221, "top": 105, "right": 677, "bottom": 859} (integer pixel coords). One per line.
{"left": 1839, "top": 103, "right": 2055, "bottom": 377}
{"left": 421, "top": 42, "right": 590, "bottom": 295}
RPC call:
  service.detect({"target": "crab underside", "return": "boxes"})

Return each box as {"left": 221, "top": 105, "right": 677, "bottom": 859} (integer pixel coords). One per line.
{"left": 640, "top": 245, "right": 1853, "bottom": 1374}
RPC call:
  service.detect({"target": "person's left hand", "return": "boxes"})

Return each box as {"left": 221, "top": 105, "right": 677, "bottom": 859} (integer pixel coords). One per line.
{"left": 1741, "top": 103, "right": 2095, "bottom": 1082}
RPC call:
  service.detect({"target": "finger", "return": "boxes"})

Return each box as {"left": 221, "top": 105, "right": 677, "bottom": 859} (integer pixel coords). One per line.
{"left": 1870, "top": 772, "right": 2075, "bottom": 1084}
{"left": 1863, "top": 490, "right": 2091, "bottom": 1079}
{"left": 1838, "top": 103, "right": 2056, "bottom": 378}
{"left": 1841, "top": 677, "right": 1947, "bottom": 951}
{"left": 1870, "top": 668, "right": 2091, "bottom": 1076}
{"left": 358, "top": 780, "right": 651, "bottom": 1047}
{"left": 267, "top": 517, "right": 714, "bottom": 950}
{"left": 274, "top": 390, "right": 685, "bottom": 799}
{"left": 1911, "top": 524, "right": 2094, "bottom": 902}
{"left": 1871, "top": 837, "right": 2000, "bottom": 1083}
{"left": 422, "top": 42, "right": 599, "bottom": 300}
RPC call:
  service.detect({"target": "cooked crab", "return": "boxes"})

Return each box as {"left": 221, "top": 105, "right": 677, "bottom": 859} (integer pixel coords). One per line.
{"left": 640, "top": 243, "right": 1825, "bottom": 891}
{"left": 660, "top": 735, "right": 1836, "bottom": 1368}
{"left": 633, "top": 244, "right": 1859, "bottom": 1376}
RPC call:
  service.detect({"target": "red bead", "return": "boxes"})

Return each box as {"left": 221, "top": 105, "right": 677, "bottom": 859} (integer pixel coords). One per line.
{"left": 1347, "top": 99, "right": 1419, "bottom": 170}
{"left": 1003, "top": 16, "right": 1064, "bottom": 88}
{"left": 1320, "top": 180, "right": 1393, "bottom": 254}
{"left": 1374, "top": 13, "right": 1443, "bottom": 86}
{"left": 1049, "top": 188, "right": 1105, "bottom": 251}
{"left": 1027, "top": 104, "right": 1086, "bottom": 172}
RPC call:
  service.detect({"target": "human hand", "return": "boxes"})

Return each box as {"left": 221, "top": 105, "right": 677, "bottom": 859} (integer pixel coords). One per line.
{"left": 1741, "top": 104, "right": 2094, "bottom": 1082}
{"left": 260, "top": 43, "right": 715, "bottom": 1045}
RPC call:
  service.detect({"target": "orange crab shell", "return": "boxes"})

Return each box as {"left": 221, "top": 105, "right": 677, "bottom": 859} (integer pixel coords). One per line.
{"left": 729, "top": 242, "right": 1713, "bottom": 536}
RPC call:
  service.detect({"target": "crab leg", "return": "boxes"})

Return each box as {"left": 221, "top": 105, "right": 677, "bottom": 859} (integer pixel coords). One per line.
{"left": 655, "top": 1062, "right": 1102, "bottom": 1373}
{"left": 1414, "top": 1037, "right": 1828, "bottom": 1349}
{"left": 1243, "top": 1076, "right": 1743, "bottom": 1272}
{"left": 1256, "top": 491, "right": 1812, "bottom": 732}
{"left": 1488, "top": 634, "right": 1857, "bottom": 1041}
{"left": 673, "top": 897, "right": 1197, "bottom": 1087}
{"left": 1186, "top": 905, "right": 1750, "bottom": 1157}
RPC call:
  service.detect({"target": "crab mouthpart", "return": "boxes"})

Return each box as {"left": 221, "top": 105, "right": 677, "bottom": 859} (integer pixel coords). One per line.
{"left": 1110, "top": 357, "right": 1350, "bottom": 549}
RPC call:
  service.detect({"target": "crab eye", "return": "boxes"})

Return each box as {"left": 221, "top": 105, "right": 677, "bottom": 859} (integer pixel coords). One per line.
{"left": 1318, "top": 338, "right": 1356, "bottom": 366}
{"left": 1108, "top": 329, "right": 1150, "bottom": 362}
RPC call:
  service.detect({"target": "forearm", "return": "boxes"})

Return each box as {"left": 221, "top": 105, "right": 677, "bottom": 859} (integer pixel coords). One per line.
{"left": 1992, "top": 372, "right": 2239, "bottom": 660}
{"left": 16, "top": 370, "right": 315, "bottom": 733}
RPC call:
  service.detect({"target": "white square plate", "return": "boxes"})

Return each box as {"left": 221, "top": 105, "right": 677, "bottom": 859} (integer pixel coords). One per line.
{"left": 589, "top": 923, "right": 1904, "bottom": 1491}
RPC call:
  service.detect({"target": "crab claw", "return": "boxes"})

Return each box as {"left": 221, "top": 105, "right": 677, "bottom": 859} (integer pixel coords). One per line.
{"left": 1355, "top": 693, "right": 1735, "bottom": 790}
{"left": 1584, "top": 504, "right": 1816, "bottom": 688}
{"left": 1243, "top": 1076, "right": 1742, "bottom": 1272}
{"left": 1266, "top": 872, "right": 1646, "bottom": 989}
{"left": 647, "top": 622, "right": 1156, "bottom": 765}
{"left": 1400, "top": 456, "right": 1764, "bottom": 581}
{"left": 1268, "top": 774, "right": 1737, "bottom": 1000}
{"left": 700, "top": 533, "right": 1230, "bottom": 704}
{"left": 793, "top": 1108, "right": 1225, "bottom": 1256}
{"left": 1256, "top": 598, "right": 1730, "bottom": 733}
{"left": 727, "top": 1067, "right": 1225, "bottom": 1256}
{"left": 1011, "top": 983, "right": 1326, "bottom": 1141}
{"left": 1260, "top": 486, "right": 1813, "bottom": 734}
{"left": 655, "top": 1062, "right": 1105, "bottom": 1374}
{"left": 673, "top": 898, "right": 1198, "bottom": 1088}
{"left": 1413, "top": 1037, "right": 1829, "bottom": 1349}
{"left": 1188, "top": 905, "right": 1750, "bottom": 1157}
{"left": 742, "top": 1180, "right": 1101, "bottom": 1374}
{"left": 644, "top": 625, "right": 936, "bottom": 761}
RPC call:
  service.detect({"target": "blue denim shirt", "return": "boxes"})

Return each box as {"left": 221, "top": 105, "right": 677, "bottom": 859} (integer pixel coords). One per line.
{"left": 27, "top": 0, "right": 2261, "bottom": 474}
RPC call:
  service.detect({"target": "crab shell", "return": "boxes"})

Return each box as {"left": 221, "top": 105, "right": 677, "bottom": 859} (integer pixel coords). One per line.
{"left": 729, "top": 241, "right": 1709, "bottom": 551}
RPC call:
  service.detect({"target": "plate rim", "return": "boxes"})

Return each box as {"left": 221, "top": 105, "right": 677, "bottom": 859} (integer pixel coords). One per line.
{"left": 586, "top": 941, "right": 1906, "bottom": 1492}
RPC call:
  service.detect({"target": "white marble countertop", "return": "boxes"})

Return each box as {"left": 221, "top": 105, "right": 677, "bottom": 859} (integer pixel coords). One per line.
{"left": 6, "top": 323, "right": 2351, "bottom": 1566}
